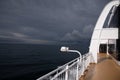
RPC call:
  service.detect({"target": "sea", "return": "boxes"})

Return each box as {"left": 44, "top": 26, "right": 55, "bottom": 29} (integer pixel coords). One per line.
{"left": 0, "top": 43, "right": 89, "bottom": 80}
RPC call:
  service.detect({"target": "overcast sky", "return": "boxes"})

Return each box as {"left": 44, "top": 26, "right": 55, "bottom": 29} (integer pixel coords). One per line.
{"left": 0, "top": 0, "right": 110, "bottom": 44}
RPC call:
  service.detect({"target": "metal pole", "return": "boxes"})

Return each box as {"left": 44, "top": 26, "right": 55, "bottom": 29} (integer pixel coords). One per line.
{"left": 82, "top": 55, "right": 84, "bottom": 75}
{"left": 65, "top": 65, "right": 68, "bottom": 80}
{"left": 67, "top": 50, "right": 81, "bottom": 80}
{"left": 67, "top": 50, "right": 82, "bottom": 62}
{"left": 60, "top": 47, "right": 82, "bottom": 80}
{"left": 115, "top": 40, "right": 117, "bottom": 54}
{"left": 107, "top": 40, "right": 109, "bottom": 55}
{"left": 76, "top": 59, "right": 79, "bottom": 80}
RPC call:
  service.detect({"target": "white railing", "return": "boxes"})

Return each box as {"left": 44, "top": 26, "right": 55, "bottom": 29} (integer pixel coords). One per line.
{"left": 37, "top": 53, "right": 92, "bottom": 80}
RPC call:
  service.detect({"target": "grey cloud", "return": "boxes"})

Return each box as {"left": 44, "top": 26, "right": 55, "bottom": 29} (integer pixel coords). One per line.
{"left": 0, "top": 0, "right": 110, "bottom": 44}
{"left": 61, "top": 24, "right": 94, "bottom": 41}
{"left": 0, "top": 31, "right": 56, "bottom": 44}
{"left": 83, "top": 24, "right": 94, "bottom": 35}
{"left": 61, "top": 30, "right": 82, "bottom": 41}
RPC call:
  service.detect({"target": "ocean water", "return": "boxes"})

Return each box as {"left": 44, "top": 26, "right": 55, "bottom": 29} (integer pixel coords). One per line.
{"left": 0, "top": 43, "right": 89, "bottom": 80}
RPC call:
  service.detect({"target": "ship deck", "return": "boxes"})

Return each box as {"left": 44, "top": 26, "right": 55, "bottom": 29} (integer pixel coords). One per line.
{"left": 80, "top": 53, "right": 120, "bottom": 80}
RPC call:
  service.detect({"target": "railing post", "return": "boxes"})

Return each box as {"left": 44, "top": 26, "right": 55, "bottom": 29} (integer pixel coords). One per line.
{"left": 89, "top": 52, "right": 92, "bottom": 63}
{"left": 82, "top": 55, "right": 84, "bottom": 75}
{"left": 89, "top": 53, "right": 92, "bottom": 64}
{"left": 107, "top": 40, "right": 109, "bottom": 55}
{"left": 65, "top": 65, "right": 68, "bottom": 80}
{"left": 76, "top": 58, "right": 79, "bottom": 80}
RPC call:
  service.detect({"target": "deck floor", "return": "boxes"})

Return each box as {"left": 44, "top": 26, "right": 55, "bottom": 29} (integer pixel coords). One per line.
{"left": 80, "top": 53, "right": 120, "bottom": 80}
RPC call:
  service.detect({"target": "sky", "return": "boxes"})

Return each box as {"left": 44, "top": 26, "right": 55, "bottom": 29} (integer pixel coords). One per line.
{"left": 0, "top": 0, "right": 111, "bottom": 44}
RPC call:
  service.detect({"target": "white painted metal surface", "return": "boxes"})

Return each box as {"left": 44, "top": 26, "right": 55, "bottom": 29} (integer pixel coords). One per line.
{"left": 60, "top": 46, "right": 82, "bottom": 60}
{"left": 92, "top": 28, "right": 118, "bottom": 40}
{"left": 60, "top": 46, "right": 82, "bottom": 80}
{"left": 89, "top": 0, "right": 119, "bottom": 63}
{"left": 95, "top": 0, "right": 119, "bottom": 30}
{"left": 37, "top": 53, "right": 92, "bottom": 80}
{"left": 100, "top": 28, "right": 118, "bottom": 39}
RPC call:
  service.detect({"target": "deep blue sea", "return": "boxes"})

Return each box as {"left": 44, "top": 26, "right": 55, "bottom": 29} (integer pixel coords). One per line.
{"left": 0, "top": 43, "right": 89, "bottom": 80}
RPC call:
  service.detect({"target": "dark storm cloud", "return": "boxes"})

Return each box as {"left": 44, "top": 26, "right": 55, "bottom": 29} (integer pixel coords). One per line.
{"left": 62, "top": 24, "right": 94, "bottom": 41}
{"left": 0, "top": 0, "right": 110, "bottom": 44}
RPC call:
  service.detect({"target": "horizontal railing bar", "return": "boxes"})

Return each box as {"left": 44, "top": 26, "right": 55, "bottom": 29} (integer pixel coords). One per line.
{"left": 51, "top": 68, "right": 66, "bottom": 80}
{"left": 37, "top": 56, "right": 80, "bottom": 80}
{"left": 69, "top": 60, "right": 78, "bottom": 68}
{"left": 37, "top": 53, "right": 90, "bottom": 80}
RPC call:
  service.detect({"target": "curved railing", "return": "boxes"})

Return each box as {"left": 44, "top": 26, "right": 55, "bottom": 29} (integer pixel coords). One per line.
{"left": 37, "top": 53, "right": 92, "bottom": 80}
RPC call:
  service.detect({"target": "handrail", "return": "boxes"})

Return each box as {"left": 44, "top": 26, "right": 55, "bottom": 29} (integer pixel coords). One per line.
{"left": 37, "top": 57, "right": 79, "bottom": 80}
{"left": 37, "top": 53, "right": 92, "bottom": 80}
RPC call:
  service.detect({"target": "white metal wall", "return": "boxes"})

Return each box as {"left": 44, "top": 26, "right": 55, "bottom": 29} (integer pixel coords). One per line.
{"left": 89, "top": 0, "right": 119, "bottom": 63}
{"left": 100, "top": 28, "right": 118, "bottom": 39}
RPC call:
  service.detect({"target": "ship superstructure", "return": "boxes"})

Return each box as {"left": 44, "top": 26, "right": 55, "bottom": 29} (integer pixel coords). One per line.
{"left": 89, "top": 0, "right": 120, "bottom": 64}
{"left": 37, "top": 0, "right": 120, "bottom": 80}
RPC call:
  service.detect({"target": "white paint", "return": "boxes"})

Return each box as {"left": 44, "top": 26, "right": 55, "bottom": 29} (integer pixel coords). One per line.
{"left": 100, "top": 28, "right": 118, "bottom": 39}
{"left": 89, "top": 0, "right": 119, "bottom": 63}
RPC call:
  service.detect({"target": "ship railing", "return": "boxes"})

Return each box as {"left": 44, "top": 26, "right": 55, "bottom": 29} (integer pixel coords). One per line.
{"left": 37, "top": 53, "right": 92, "bottom": 80}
